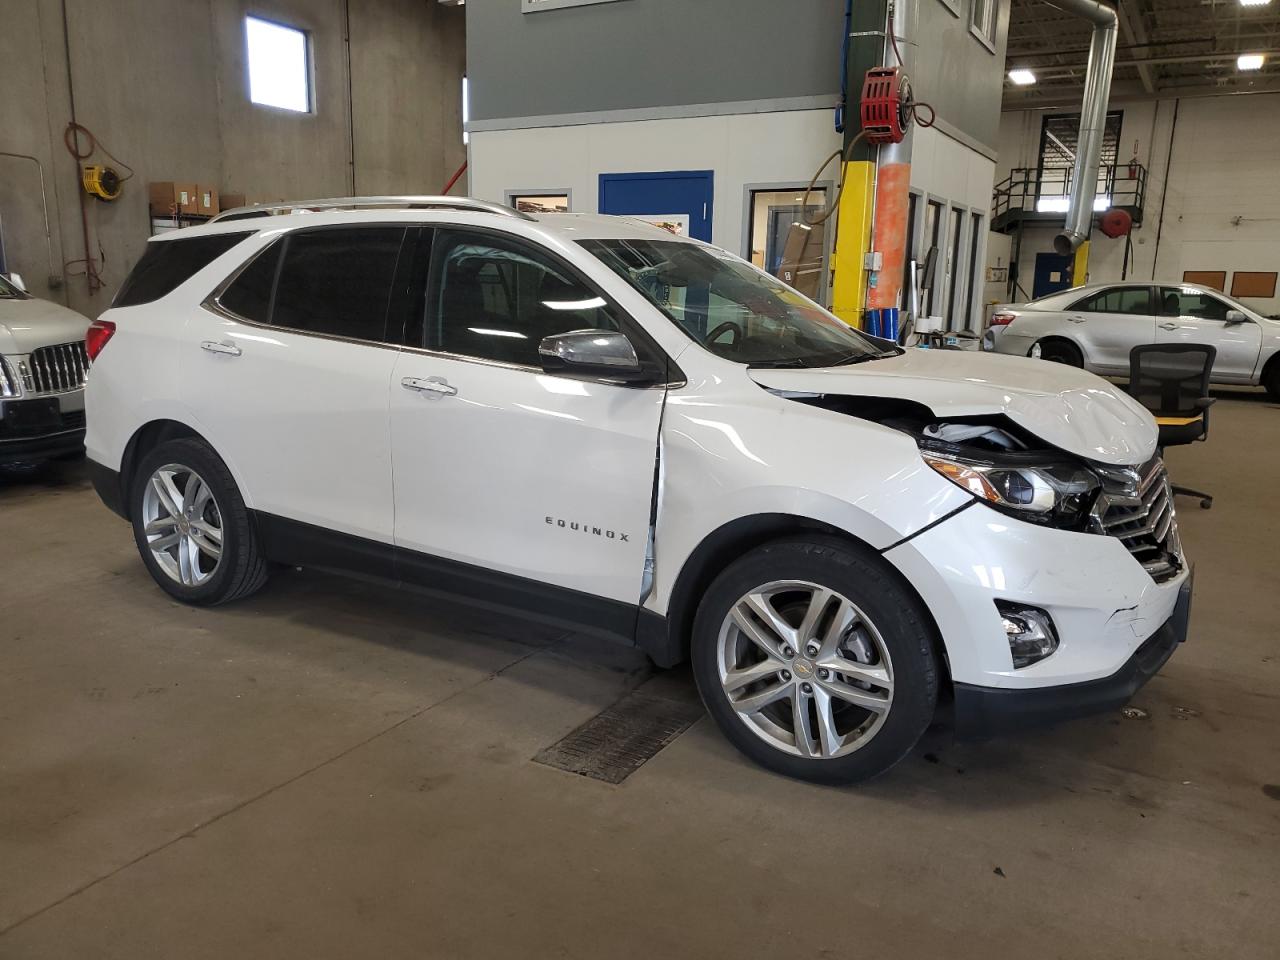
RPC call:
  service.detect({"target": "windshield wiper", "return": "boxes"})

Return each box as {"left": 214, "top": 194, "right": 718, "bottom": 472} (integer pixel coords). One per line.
{"left": 746, "top": 358, "right": 809, "bottom": 369}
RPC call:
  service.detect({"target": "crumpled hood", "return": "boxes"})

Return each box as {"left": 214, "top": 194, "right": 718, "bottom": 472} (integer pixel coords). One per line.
{"left": 749, "top": 348, "right": 1158, "bottom": 466}
{"left": 0, "top": 297, "right": 91, "bottom": 355}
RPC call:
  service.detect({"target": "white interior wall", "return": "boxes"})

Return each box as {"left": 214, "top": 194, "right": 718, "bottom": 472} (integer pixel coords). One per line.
{"left": 997, "top": 94, "right": 1280, "bottom": 315}
{"left": 471, "top": 111, "right": 997, "bottom": 326}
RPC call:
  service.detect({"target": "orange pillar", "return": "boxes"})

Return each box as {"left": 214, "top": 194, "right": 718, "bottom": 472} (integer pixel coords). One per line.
{"left": 867, "top": 161, "right": 911, "bottom": 312}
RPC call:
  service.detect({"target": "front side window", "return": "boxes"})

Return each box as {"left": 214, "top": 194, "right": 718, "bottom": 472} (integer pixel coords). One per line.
{"left": 582, "top": 238, "right": 894, "bottom": 368}
{"left": 429, "top": 231, "right": 620, "bottom": 366}
{"left": 114, "top": 231, "right": 253, "bottom": 307}
{"left": 1158, "top": 287, "right": 1230, "bottom": 321}
{"left": 1071, "top": 286, "right": 1152, "bottom": 316}
{"left": 218, "top": 228, "right": 405, "bottom": 343}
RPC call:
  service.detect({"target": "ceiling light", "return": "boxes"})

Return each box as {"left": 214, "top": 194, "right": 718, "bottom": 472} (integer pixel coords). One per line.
{"left": 1008, "top": 69, "right": 1036, "bottom": 86}
{"left": 1238, "top": 53, "right": 1265, "bottom": 70}
{"left": 1239, "top": 0, "right": 1271, "bottom": 7}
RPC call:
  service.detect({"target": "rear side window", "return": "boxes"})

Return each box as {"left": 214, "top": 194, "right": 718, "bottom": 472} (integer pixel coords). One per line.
{"left": 216, "top": 227, "right": 407, "bottom": 343}
{"left": 114, "top": 232, "right": 253, "bottom": 307}
{"left": 1069, "top": 286, "right": 1152, "bottom": 316}
{"left": 219, "top": 242, "right": 281, "bottom": 323}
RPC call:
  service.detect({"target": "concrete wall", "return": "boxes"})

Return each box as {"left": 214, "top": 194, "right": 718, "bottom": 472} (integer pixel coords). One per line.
{"left": 467, "top": 0, "right": 1010, "bottom": 153}
{"left": 0, "top": 0, "right": 464, "bottom": 317}
{"left": 997, "top": 94, "right": 1280, "bottom": 316}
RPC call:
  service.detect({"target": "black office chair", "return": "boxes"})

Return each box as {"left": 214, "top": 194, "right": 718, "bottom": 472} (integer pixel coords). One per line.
{"left": 1127, "top": 343, "right": 1216, "bottom": 509}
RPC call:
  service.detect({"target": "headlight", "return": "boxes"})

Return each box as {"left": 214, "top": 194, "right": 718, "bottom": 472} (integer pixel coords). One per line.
{"left": 922, "top": 450, "right": 1099, "bottom": 528}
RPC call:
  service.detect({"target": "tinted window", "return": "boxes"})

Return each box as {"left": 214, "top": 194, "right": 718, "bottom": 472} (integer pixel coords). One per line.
{"left": 114, "top": 232, "right": 253, "bottom": 307}
{"left": 1158, "top": 287, "right": 1229, "bottom": 321}
{"left": 218, "top": 241, "right": 282, "bottom": 323}
{"left": 271, "top": 228, "right": 405, "bottom": 342}
{"left": 430, "top": 231, "right": 620, "bottom": 366}
{"left": 1070, "top": 286, "right": 1152, "bottom": 315}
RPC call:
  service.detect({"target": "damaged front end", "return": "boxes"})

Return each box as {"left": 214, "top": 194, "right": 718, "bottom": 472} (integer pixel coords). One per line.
{"left": 775, "top": 390, "right": 1185, "bottom": 582}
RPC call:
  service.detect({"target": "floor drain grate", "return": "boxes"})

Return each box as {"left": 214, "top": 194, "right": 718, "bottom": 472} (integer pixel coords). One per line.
{"left": 534, "top": 688, "right": 704, "bottom": 784}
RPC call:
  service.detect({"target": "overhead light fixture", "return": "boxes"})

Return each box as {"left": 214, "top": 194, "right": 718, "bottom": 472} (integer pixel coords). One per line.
{"left": 1238, "top": 53, "right": 1266, "bottom": 70}
{"left": 1008, "top": 69, "right": 1036, "bottom": 86}
{"left": 1239, "top": 0, "right": 1271, "bottom": 7}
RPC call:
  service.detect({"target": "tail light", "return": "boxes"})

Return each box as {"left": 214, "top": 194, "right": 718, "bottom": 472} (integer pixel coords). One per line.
{"left": 989, "top": 312, "right": 1017, "bottom": 327}
{"left": 86, "top": 319, "right": 116, "bottom": 362}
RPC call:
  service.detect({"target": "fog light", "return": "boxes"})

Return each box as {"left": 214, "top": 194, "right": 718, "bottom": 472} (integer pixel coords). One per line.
{"left": 996, "top": 601, "right": 1059, "bottom": 668}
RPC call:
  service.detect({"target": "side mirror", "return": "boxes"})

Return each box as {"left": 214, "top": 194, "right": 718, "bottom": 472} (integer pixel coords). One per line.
{"left": 539, "top": 329, "right": 654, "bottom": 383}
{"left": 6, "top": 273, "right": 26, "bottom": 292}
{"left": 1225, "top": 309, "right": 1248, "bottom": 324}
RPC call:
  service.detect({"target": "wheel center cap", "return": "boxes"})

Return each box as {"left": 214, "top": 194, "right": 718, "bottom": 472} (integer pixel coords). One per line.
{"left": 178, "top": 518, "right": 191, "bottom": 534}
{"left": 792, "top": 658, "right": 815, "bottom": 678}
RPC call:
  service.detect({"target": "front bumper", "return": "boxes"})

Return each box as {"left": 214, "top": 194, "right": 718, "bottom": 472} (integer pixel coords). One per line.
{"left": 952, "top": 571, "right": 1192, "bottom": 738}
{"left": 0, "top": 392, "right": 86, "bottom": 464}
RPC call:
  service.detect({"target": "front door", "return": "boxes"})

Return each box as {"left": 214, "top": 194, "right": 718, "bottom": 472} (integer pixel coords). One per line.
{"left": 186, "top": 226, "right": 406, "bottom": 552}
{"left": 389, "top": 227, "right": 666, "bottom": 635}
{"left": 1060, "top": 284, "right": 1156, "bottom": 374}
{"left": 599, "top": 170, "right": 714, "bottom": 242}
{"left": 1155, "top": 286, "right": 1263, "bottom": 382}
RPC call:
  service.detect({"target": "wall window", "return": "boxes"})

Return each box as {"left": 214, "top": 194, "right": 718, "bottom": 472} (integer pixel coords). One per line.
{"left": 945, "top": 207, "right": 965, "bottom": 331}
{"left": 935, "top": 0, "right": 961, "bottom": 18}
{"left": 245, "top": 16, "right": 311, "bottom": 113}
{"left": 462, "top": 76, "right": 470, "bottom": 145}
{"left": 964, "top": 212, "right": 984, "bottom": 330}
{"left": 970, "top": 0, "right": 998, "bottom": 51}
{"left": 507, "top": 193, "right": 571, "bottom": 214}
{"left": 746, "top": 188, "right": 828, "bottom": 303}
{"left": 922, "top": 200, "right": 943, "bottom": 318}
{"left": 1036, "top": 112, "right": 1124, "bottom": 212}
{"left": 430, "top": 230, "right": 619, "bottom": 366}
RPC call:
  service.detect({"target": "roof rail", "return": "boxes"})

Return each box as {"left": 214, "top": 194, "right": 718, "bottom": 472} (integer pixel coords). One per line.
{"left": 208, "top": 195, "right": 535, "bottom": 224}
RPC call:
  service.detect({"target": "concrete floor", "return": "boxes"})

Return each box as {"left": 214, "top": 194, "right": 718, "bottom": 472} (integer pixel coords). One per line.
{"left": 2, "top": 390, "right": 1279, "bottom": 958}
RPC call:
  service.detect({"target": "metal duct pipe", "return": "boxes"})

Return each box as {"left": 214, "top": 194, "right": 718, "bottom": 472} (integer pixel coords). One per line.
{"left": 1043, "top": 0, "right": 1119, "bottom": 255}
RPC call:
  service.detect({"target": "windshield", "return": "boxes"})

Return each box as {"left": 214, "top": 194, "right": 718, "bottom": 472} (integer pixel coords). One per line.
{"left": 580, "top": 238, "right": 895, "bottom": 367}
{"left": 0, "top": 275, "right": 26, "bottom": 299}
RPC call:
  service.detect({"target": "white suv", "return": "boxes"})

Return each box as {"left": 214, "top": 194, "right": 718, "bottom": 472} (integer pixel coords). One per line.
{"left": 85, "top": 197, "right": 1193, "bottom": 784}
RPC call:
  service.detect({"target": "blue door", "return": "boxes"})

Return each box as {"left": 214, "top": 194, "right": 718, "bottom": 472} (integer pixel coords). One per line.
{"left": 1032, "top": 252, "right": 1073, "bottom": 299}
{"left": 598, "top": 170, "right": 714, "bottom": 242}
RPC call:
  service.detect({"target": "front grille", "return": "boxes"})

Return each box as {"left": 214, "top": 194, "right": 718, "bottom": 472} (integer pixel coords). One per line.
{"left": 26, "top": 341, "right": 89, "bottom": 395}
{"left": 1091, "top": 457, "right": 1182, "bottom": 583}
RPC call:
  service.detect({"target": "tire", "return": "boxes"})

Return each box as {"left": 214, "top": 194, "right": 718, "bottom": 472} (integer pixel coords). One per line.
{"left": 1035, "top": 339, "right": 1083, "bottom": 366}
{"left": 690, "top": 537, "right": 939, "bottom": 785}
{"left": 129, "top": 437, "right": 269, "bottom": 605}
{"left": 1263, "top": 361, "right": 1280, "bottom": 402}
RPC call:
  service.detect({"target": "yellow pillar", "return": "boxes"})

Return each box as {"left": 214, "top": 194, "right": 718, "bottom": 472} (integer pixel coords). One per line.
{"left": 1071, "top": 240, "right": 1090, "bottom": 287}
{"left": 830, "top": 160, "right": 876, "bottom": 328}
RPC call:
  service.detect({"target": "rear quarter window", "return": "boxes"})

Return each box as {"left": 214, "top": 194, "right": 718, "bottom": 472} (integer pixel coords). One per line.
{"left": 113, "top": 231, "right": 254, "bottom": 307}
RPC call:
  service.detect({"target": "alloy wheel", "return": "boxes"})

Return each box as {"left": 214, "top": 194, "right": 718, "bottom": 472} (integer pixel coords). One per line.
{"left": 141, "top": 463, "right": 224, "bottom": 586}
{"left": 715, "top": 580, "right": 894, "bottom": 759}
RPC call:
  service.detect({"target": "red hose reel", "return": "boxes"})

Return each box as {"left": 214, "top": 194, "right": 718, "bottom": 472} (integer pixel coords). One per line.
{"left": 860, "top": 66, "right": 912, "bottom": 145}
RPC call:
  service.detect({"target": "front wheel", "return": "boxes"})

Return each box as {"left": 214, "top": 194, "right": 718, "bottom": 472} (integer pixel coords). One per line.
{"left": 691, "top": 538, "right": 939, "bottom": 785}
{"left": 130, "top": 437, "right": 269, "bottom": 605}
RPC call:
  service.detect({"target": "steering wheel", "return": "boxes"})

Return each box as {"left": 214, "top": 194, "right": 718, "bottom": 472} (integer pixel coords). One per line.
{"left": 704, "top": 320, "right": 743, "bottom": 346}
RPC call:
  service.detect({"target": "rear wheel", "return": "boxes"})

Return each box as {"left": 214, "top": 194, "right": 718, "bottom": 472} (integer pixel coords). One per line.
{"left": 691, "top": 538, "right": 939, "bottom": 785}
{"left": 1033, "top": 339, "right": 1083, "bottom": 366}
{"left": 130, "top": 438, "right": 269, "bottom": 605}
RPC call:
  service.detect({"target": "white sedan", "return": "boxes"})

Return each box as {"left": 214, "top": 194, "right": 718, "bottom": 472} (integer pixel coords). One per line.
{"left": 985, "top": 281, "right": 1280, "bottom": 399}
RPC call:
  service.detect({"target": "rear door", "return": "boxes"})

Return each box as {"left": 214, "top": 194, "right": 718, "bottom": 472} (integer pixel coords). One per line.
{"left": 1061, "top": 285, "right": 1156, "bottom": 374}
{"left": 1155, "top": 286, "right": 1262, "bottom": 382}
{"left": 186, "top": 225, "right": 407, "bottom": 558}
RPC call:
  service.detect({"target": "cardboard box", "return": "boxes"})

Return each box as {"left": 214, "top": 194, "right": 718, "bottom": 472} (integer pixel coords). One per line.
{"left": 196, "top": 185, "right": 219, "bottom": 217}
{"left": 148, "top": 181, "right": 199, "bottom": 216}
{"left": 220, "top": 191, "right": 247, "bottom": 212}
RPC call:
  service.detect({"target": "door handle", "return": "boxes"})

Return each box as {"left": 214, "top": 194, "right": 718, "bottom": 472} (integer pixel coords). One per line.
{"left": 200, "top": 340, "right": 242, "bottom": 357}
{"left": 1067, "top": 315, "right": 1086, "bottom": 323}
{"left": 1158, "top": 322, "right": 1179, "bottom": 331}
{"left": 401, "top": 376, "right": 457, "bottom": 398}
